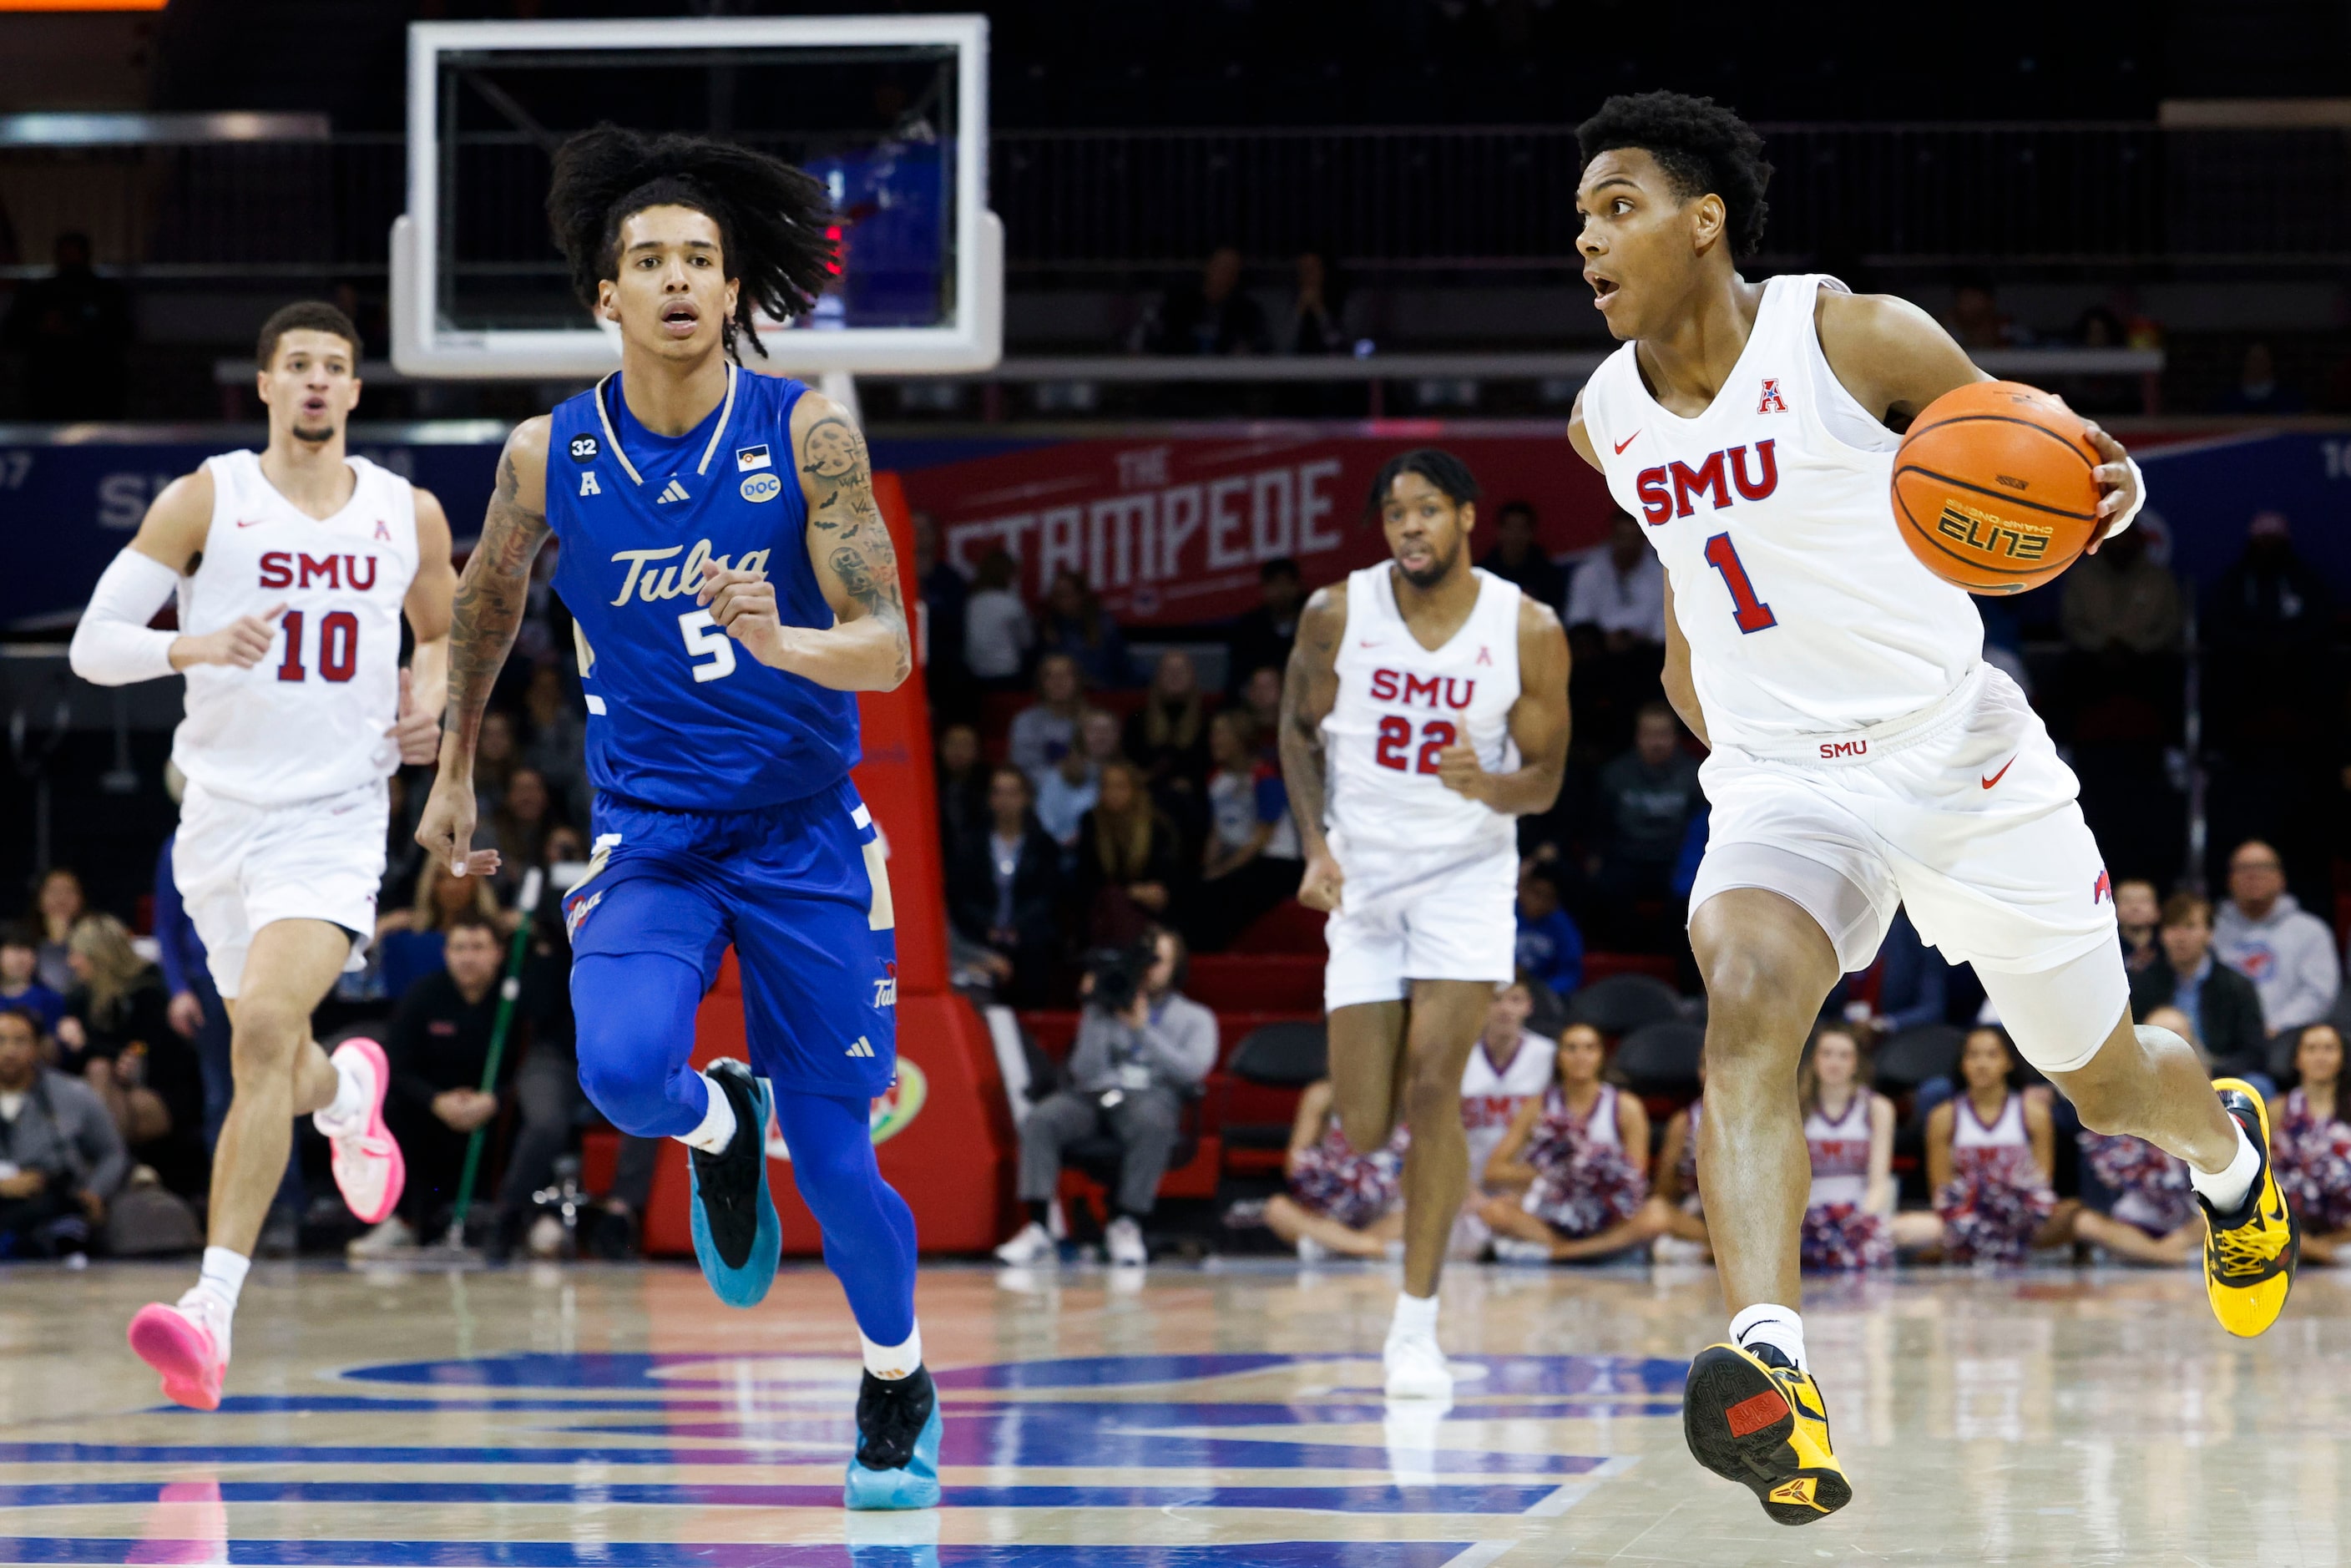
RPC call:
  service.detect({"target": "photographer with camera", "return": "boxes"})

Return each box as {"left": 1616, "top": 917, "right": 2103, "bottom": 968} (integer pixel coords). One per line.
{"left": 995, "top": 926, "right": 1217, "bottom": 1267}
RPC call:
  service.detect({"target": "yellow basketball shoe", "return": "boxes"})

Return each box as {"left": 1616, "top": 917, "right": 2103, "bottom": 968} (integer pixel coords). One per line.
{"left": 1682, "top": 1340, "right": 1851, "bottom": 1526}
{"left": 2202, "top": 1079, "right": 2298, "bottom": 1338}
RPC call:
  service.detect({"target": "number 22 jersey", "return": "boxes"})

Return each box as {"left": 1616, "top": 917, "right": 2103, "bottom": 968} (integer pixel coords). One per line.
{"left": 545, "top": 364, "right": 860, "bottom": 812}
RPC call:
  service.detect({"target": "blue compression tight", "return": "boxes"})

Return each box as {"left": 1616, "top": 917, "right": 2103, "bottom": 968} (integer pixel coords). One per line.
{"left": 572, "top": 952, "right": 918, "bottom": 1345}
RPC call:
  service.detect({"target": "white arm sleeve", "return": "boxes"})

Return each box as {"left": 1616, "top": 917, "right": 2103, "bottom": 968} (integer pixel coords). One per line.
{"left": 2103, "top": 453, "right": 2146, "bottom": 539}
{"left": 68, "top": 549, "right": 183, "bottom": 686}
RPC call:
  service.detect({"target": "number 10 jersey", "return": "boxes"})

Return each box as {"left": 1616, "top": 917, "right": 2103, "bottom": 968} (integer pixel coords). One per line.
{"left": 1322, "top": 563, "right": 1522, "bottom": 881}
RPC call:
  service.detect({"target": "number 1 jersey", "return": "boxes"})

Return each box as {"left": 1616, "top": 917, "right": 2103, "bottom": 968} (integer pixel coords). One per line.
{"left": 546, "top": 366, "right": 859, "bottom": 813}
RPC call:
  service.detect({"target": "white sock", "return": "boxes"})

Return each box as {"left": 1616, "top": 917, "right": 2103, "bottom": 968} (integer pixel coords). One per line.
{"left": 195, "top": 1246, "right": 249, "bottom": 1313}
{"left": 675, "top": 1073, "right": 740, "bottom": 1154}
{"left": 312, "top": 1050, "right": 371, "bottom": 1136}
{"left": 1730, "top": 1302, "right": 1807, "bottom": 1373}
{"left": 1390, "top": 1291, "right": 1439, "bottom": 1339}
{"left": 862, "top": 1325, "right": 923, "bottom": 1381}
{"left": 2190, "top": 1116, "right": 2261, "bottom": 1215}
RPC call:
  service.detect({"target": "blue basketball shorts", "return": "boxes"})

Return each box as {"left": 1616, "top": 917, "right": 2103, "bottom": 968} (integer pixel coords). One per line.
{"left": 561, "top": 776, "right": 899, "bottom": 1100}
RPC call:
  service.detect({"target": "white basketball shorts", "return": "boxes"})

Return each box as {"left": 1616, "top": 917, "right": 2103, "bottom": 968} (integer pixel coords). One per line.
{"left": 173, "top": 777, "right": 387, "bottom": 999}
{"left": 1323, "top": 836, "right": 1517, "bottom": 1012}
{"left": 1689, "top": 664, "right": 2127, "bottom": 1074}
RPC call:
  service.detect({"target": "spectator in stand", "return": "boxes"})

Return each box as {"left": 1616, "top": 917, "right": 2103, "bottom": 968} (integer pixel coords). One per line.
{"left": 0, "top": 1006, "right": 125, "bottom": 1258}
{"left": 913, "top": 509, "right": 973, "bottom": 721}
{"left": 488, "top": 767, "right": 564, "bottom": 891}
{"left": 934, "top": 723, "right": 990, "bottom": 864}
{"left": 1513, "top": 862, "right": 1583, "bottom": 1001}
{"left": 0, "top": 231, "right": 132, "bottom": 420}
{"left": 1944, "top": 276, "right": 2022, "bottom": 351}
{"left": 2214, "top": 838, "right": 2342, "bottom": 1034}
{"left": 56, "top": 914, "right": 205, "bottom": 1199}
{"left": 1590, "top": 703, "right": 1703, "bottom": 942}
{"left": 1284, "top": 250, "right": 1352, "bottom": 357}
{"left": 2273, "top": 1024, "right": 2351, "bottom": 1263}
{"left": 2131, "top": 893, "right": 2268, "bottom": 1080}
{"left": 1039, "top": 569, "right": 1133, "bottom": 690}
{"left": 0, "top": 925, "right": 63, "bottom": 1035}
{"left": 521, "top": 664, "right": 589, "bottom": 828}
{"left": 1257, "top": 1077, "right": 1410, "bottom": 1262}
{"left": 1225, "top": 559, "right": 1304, "bottom": 695}
{"left": 1125, "top": 650, "right": 1211, "bottom": 807}
{"left": 1138, "top": 245, "right": 1269, "bottom": 357}
{"left": 1873, "top": 908, "right": 1953, "bottom": 1034}
{"left": 2216, "top": 342, "right": 2306, "bottom": 416}
{"left": 1192, "top": 711, "right": 1301, "bottom": 951}
{"left": 995, "top": 926, "right": 1217, "bottom": 1267}
{"left": 375, "top": 858, "right": 508, "bottom": 1001}
{"left": 1035, "top": 712, "right": 1115, "bottom": 857}
{"left": 947, "top": 766, "right": 1062, "bottom": 1008}
{"left": 490, "top": 903, "right": 586, "bottom": 1260}
{"left": 357, "top": 913, "right": 528, "bottom": 1256}
{"left": 1008, "top": 653, "right": 1093, "bottom": 787}
{"left": 28, "top": 867, "right": 85, "bottom": 994}
{"left": 1479, "top": 501, "right": 1565, "bottom": 612}
{"left": 2062, "top": 522, "right": 2181, "bottom": 660}
{"left": 1074, "top": 761, "right": 1183, "bottom": 946}
{"left": 963, "top": 549, "right": 1033, "bottom": 689}
{"left": 1563, "top": 512, "right": 1667, "bottom": 650}
{"left": 2115, "top": 878, "right": 2161, "bottom": 975}
{"left": 152, "top": 829, "right": 232, "bottom": 1149}
{"left": 1239, "top": 665, "right": 1284, "bottom": 757}
{"left": 473, "top": 711, "right": 521, "bottom": 822}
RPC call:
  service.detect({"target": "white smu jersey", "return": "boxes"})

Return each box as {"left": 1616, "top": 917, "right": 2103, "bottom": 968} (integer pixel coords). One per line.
{"left": 1579, "top": 274, "right": 1983, "bottom": 750}
{"left": 172, "top": 449, "right": 420, "bottom": 805}
{"left": 1461, "top": 1030, "right": 1558, "bottom": 1181}
{"left": 1323, "top": 564, "right": 1522, "bottom": 866}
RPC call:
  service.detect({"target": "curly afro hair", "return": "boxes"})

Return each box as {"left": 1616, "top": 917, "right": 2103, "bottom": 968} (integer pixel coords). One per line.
{"left": 1364, "top": 447, "right": 1481, "bottom": 522}
{"left": 545, "top": 124, "right": 837, "bottom": 362}
{"left": 1576, "top": 92, "right": 1772, "bottom": 261}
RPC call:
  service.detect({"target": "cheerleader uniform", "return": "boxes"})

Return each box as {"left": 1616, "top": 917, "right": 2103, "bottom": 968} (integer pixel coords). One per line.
{"left": 1672, "top": 1098, "right": 1705, "bottom": 1217}
{"left": 2273, "top": 1089, "right": 2351, "bottom": 1233}
{"left": 1802, "top": 1094, "right": 1891, "bottom": 1270}
{"left": 1287, "top": 1117, "right": 1409, "bottom": 1231}
{"left": 1934, "top": 1090, "right": 2055, "bottom": 1264}
{"left": 2077, "top": 1130, "right": 2193, "bottom": 1237}
{"left": 1519, "top": 1084, "right": 1648, "bottom": 1239}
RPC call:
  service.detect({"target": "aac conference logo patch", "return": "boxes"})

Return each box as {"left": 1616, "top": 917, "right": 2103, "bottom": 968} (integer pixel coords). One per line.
{"left": 740, "top": 472, "right": 783, "bottom": 504}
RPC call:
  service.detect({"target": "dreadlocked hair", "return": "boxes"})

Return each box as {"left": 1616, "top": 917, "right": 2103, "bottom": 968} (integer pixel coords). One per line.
{"left": 545, "top": 124, "right": 837, "bottom": 362}
{"left": 1576, "top": 92, "right": 1772, "bottom": 261}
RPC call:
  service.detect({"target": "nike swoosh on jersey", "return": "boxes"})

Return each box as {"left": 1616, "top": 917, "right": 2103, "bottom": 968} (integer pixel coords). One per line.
{"left": 1612, "top": 430, "right": 1641, "bottom": 454}
{"left": 235, "top": 518, "right": 265, "bottom": 529}
{"left": 1981, "top": 756, "right": 2016, "bottom": 789}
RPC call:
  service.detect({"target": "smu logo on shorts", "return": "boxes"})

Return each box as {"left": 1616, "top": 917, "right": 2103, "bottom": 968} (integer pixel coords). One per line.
{"left": 1633, "top": 440, "right": 1780, "bottom": 525}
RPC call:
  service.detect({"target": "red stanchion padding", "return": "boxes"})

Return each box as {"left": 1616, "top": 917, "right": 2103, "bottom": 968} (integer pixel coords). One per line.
{"left": 638, "top": 469, "right": 1019, "bottom": 1257}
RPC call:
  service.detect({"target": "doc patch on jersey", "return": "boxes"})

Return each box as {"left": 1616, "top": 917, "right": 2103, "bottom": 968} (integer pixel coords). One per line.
{"left": 741, "top": 472, "right": 783, "bottom": 503}
{"left": 569, "top": 433, "right": 599, "bottom": 463}
{"left": 735, "top": 444, "right": 772, "bottom": 473}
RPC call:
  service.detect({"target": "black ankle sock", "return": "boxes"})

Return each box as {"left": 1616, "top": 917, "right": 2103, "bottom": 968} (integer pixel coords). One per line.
{"left": 1025, "top": 1200, "right": 1051, "bottom": 1227}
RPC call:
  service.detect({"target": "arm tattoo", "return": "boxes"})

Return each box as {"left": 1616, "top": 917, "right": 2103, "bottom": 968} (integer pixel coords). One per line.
{"left": 801, "top": 416, "right": 882, "bottom": 535}
{"left": 444, "top": 448, "right": 549, "bottom": 746}
{"left": 1277, "top": 603, "right": 1338, "bottom": 852}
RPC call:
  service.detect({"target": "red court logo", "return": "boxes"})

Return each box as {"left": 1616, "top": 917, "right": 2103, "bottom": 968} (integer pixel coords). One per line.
{"left": 1757, "top": 378, "right": 1787, "bottom": 414}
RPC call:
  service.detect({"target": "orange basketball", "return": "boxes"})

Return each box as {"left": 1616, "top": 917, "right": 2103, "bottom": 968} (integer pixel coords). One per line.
{"left": 1891, "top": 381, "right": 2103, "bottom": 595}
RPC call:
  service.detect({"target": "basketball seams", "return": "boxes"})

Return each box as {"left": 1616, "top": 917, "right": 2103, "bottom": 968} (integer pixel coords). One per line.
{"left": 1901, "top": 412, "right": 2100, "bottom": 473}
{"left": 1890, "top": 463, "right": 2101, "bottom": 524}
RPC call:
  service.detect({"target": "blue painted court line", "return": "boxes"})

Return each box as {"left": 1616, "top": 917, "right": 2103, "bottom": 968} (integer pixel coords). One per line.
{"left": 0, "top": 1540, "right": 1479, "bottom": 1566}
{"left": 0, "top": 1479, "right": 1566, "bottom": 1515}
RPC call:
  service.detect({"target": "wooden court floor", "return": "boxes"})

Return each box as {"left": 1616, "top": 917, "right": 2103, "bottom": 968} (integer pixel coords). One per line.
{"left": 2, "top": 1257, "right": 2348, "bottom": 1566}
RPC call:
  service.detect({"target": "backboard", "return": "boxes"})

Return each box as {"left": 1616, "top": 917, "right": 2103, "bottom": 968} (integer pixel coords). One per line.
{"left": 390, "top": 15, "right": 1001, "bottom": 379}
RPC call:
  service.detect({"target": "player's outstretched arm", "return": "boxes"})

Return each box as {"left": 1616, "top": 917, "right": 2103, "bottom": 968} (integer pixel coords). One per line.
{"left": 70, "top": 468, "right": 286, "bottom": 685}
{"left": 389, "top": 488, "right": 458, "bottom": 767}
{"left": 1434, "top": 597, "right": 1570, "bottom": 815}
{"left": 699, "top": 390, "right": 910, "bottom": 692}
{"left": 1278, "top": 585, "right": 1347, "bottom": 912}
{"left": 415, "top": 417, "right": 549, "bottom": 877}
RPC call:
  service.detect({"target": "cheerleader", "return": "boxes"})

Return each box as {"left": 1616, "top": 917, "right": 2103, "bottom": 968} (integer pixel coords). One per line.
{"left": 1894, "top": 1028, "right": 2074, "bottom": 1263}
{"left": 1263, "top": 1079, "right": 1409, "bottom": 1262}
{"left": 1459, "top": 974, "right": 1559, "bottom": 1192}
{"left": 1799, "top": 1024, "right": 1895, "bottom": 1271}
{"left": 1646, "top": 1060, "right": 1711, "bottom": 1258}
{"left": 1479, "top": 1023, "right": 1662, "bottom": 1262}
{"left": 2274, "top": 1024, "right": 2351, "bottom": 1264}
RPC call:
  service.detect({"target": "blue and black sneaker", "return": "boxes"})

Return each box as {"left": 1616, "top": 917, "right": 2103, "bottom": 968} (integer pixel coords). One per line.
{"left": 687, "top": 1059, "right": 780, "bottom": 1309}
{"left": 845, "top": 1367, "right": 943, "bottom": 1510}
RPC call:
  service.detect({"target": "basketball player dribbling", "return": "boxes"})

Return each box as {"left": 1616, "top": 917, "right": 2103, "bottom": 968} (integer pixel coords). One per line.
{"left": 1567, "top": 92, "right": 2296, "bottom": 1524}
{"left": 68, "top": 301, "right": 456, "bottom": 1409}
{"left": 414, "top": 127, "right": 938, "bottom": 1508}
{"left": 1281, "top": 449, "right": 1570, "bottom": 1398}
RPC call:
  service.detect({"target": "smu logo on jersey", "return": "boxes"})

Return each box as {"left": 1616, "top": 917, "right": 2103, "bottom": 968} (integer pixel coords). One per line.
{"left": 607, "top": 538, "right": 773, "bottom": 606}
{"left": 258, "top": 551, "right": 379, "bottom": 590}
{"left": 1367, "top": 669, "right": 1476, "bottom": 710}
{"left": 1634, "top": 439, "right": 1779, "bottom": 525}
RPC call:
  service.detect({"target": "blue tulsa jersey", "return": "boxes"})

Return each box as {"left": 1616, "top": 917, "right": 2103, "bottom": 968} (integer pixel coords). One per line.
{"left": 545, "top": 365, "right": 859, "bottom": 812}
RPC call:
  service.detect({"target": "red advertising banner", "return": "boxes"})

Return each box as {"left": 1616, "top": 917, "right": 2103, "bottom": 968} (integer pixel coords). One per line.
{"left": 904, "top": 425, "right": 1619, "bottom": 627}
